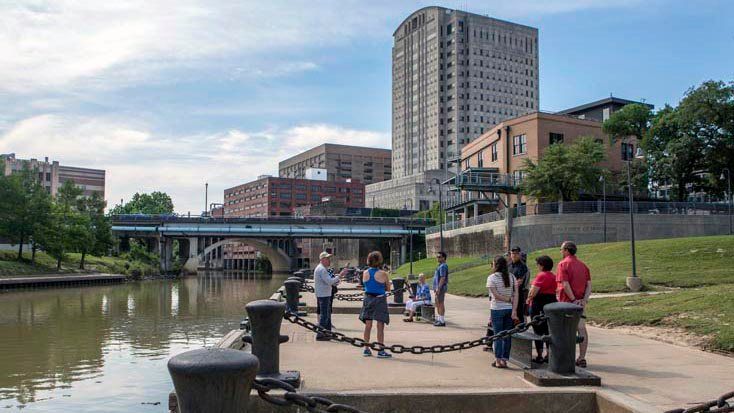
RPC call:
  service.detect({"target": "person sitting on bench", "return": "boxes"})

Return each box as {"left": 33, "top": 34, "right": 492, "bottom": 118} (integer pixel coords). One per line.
{"left": 403, "top": 273, "right": 431, "bottom": 322}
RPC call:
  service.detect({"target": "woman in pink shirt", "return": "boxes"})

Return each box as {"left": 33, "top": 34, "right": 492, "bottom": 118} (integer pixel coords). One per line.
{"left": 526, "top": 255, "right": 557, "bottom": 363}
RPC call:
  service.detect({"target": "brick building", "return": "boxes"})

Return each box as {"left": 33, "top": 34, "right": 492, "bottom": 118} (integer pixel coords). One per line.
{"left": 450, "top": 100, "right": 650, "bottom": 218}
{"left": 278, "top": 144, "right": 392, "bottom": 185}
{"left": 223, "top": 175, "right": 365, "bottom": 218}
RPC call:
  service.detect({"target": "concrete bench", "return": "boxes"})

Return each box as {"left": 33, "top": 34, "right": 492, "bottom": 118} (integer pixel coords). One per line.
{"left": 509, "top": 331, "right": 544, "bottom": 370}
{"left": 417, "top": 304, "right": 435, "bottom": 322}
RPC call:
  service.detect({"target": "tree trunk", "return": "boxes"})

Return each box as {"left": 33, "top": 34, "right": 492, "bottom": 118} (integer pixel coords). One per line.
{"left": 31, "top": 244, "right": 37, "bottom": 264}
{"left": 57, "top": 256, "right": 62, "bottom": 271}
{"left": 677, "top": 180, "right": 686, "bottom": 202}
{"left": 80, "top": 251, "right": 86, "bottom": 270}
{"left": 17, "top": 234, "right": 24, "bottom": 261}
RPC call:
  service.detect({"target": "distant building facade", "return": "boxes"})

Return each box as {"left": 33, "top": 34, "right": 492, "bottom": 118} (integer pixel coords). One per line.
{"left": 223, "top": 176, "right": 365, "bottom": 218}
{"left": 278, "top": 144, "right": 392, "bottom": 185}
{"left": 369, "top": 7, "right": 539, "bottom": 210}
{"left": 1, "top": 153, "right": 105, "bottom": 198}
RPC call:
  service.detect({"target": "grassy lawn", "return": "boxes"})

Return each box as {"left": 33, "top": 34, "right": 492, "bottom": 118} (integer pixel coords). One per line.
{"left": 586, "top": 284, "right": 734, "bottom": 353}
{"left": 392, "top": 255, "right": 485, "bottom": 278}
{"left": 394, "top": 235, "right": 734, "bottom": 352}
{"left": 0, "top": 250, "right": 158, "bottom": 278}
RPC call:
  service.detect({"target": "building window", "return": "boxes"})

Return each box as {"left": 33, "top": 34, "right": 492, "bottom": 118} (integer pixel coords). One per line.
{"left": 549, "top": 132, "right": 564, "bottom": 145}
{"left": 491, "top": 142, "right": 498, "bottom": 162}
{"left": 512, "top": 134, "right": 527, "bottom": 155}
{"left": 512, "top": 170, "right": 525, "bottom": 183}
{"left": 477, "top": 150, "right": 484, "bottom": 167}
{"left": 621, "top": 142, "right": 634, "bottom": 161}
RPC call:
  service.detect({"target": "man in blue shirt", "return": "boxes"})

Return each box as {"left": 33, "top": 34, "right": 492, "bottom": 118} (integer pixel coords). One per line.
{"left": 433, "top": 251, "right": 449, "bottom": 327}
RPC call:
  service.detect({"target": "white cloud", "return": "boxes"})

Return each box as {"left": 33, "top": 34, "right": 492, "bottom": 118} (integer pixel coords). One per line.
{"left": 0, "top": 0, "right": 645, "bottom": 94}
{"left": 0, "top": 115, "right": 389, "bottom": 213}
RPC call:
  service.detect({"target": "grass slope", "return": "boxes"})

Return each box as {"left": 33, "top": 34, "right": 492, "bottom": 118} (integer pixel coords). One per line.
{"left": 0, "top": 250, "right": 158, "bottom": 278}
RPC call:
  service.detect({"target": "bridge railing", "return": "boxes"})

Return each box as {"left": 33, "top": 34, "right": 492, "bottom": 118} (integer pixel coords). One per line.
{"left": 110, "top": 214, "right": 435, "bottom": 227}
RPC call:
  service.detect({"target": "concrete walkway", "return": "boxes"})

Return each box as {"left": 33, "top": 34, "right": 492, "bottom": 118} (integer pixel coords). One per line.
{"left": 279, "top": 292, "right": 734, "bottom": 412}
{"left": 0, "top": 273, "right": 126, "bottom": 287}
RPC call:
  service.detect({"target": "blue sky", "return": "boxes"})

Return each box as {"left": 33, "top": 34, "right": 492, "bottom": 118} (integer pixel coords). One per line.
{"left": 0, "top": 0, "right": 732, "bottom": 213}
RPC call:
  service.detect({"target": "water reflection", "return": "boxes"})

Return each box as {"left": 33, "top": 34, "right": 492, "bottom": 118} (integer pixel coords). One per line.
{"left": 0, "top": 271, "right": 286, "bottom": 412}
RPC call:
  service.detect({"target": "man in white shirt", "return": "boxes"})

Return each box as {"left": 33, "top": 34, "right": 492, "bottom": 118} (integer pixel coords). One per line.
{"left": 314, "top": 251, "right": 340, "bottom": 341}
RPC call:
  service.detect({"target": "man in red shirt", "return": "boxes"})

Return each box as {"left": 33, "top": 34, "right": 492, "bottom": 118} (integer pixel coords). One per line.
{"left": 556, "top": 241, "right": 592, "bottom": 368}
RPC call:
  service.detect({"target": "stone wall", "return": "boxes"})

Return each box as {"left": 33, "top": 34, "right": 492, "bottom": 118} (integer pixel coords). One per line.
{"left": 427, "top": 213, "right": 731, "bottom": 256}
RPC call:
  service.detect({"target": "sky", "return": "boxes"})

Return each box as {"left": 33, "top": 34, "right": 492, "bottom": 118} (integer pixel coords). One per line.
{"left": 0, "top": 0, "right": 732, "bottom": 214}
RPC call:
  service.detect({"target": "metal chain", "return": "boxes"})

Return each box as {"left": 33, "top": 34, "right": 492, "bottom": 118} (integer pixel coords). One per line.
{"left": 253, "top": 377, "right": 367, "bottom": 413}
{"left": 307, "top": 287, "right": 409, "bottom": 302}
{"left": 664, "top": 391, "right": 734, "bottom": 413}
{"left": 283, "top": 311, "right": 547, "bottom": 355}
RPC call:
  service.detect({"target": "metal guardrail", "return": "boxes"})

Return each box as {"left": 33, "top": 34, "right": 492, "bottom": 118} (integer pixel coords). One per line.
{"left": 426, "top": 200, "right": 732, "bottom": 235}
{"left": 455, "top": 171, "right": 521, "bottom": 188}
{"left": 110, "top": 214, "right": 434, "bottom": 227}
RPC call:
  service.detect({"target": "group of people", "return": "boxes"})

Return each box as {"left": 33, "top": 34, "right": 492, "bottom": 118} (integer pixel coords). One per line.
{"left": 487, "top": 241, "right": 591, "bottom": 369}
{"left": 312, "top": 240, "right": 591, "bottom": 366}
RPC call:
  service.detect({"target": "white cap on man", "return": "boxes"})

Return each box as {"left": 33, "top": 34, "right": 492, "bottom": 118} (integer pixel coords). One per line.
{"left": 319, "top": 251, "right": 332, "bottom": 260}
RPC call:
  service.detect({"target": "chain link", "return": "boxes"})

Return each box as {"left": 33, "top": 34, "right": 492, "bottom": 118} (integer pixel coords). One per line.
{"left": 283, "top": 311, "right": 546, "bottom": 355}
{"left": 253, "top": 377, "right": 367, "bottom": 413}
{"left": 664, "top": 391, "right": 734, "bottom": 413}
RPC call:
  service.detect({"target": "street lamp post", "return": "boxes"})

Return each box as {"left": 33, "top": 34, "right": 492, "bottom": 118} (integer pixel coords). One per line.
{"left": 625, "top": 146, "right": 644, "bottom": 292}
{"left": 722, "top": 168, "right": 732, "bottom": 235}
{"left": 409, "top": 226, "right": 413, "bottom": 276}
{"left": 599, "top": 175, "right": 607, "bottom": 243}
{"left": 429, "top": 178, "right": 445, "bottom": 253}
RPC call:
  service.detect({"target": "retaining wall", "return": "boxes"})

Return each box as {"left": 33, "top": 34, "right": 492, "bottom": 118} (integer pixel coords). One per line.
{"left": 427, "top": 213, "right": 731, "bottom": 256}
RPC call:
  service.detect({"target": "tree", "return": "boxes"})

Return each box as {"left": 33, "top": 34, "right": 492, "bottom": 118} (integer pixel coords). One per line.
{"left": 36, "top": 181, "right": 85, "bottom": 270}
{"left": 675, "top": 80, "right": 734, "bottom": 198}
{"left": 602, "top": 103, "right": 653, "bottom": 144}
{"left": 0, "top": 166, "right": 53, "bottom": 260}
{"left": 521, "top": 137, "right": 607, "bottom": 201}
{"left": 77, "top": 193, "right": 112, "bottom": 269}
{"left": 643, "top": 105, "right": 706, "bottom": 201}
{"left": 110, "top": 191, "right": 174, "bottom": 215}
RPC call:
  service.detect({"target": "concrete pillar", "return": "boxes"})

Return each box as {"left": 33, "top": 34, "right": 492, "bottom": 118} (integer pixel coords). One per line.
{"left": 463, "top": 206, "right": 469, "bottom": 221}
{"left": 473, "top": 202, "right": 479, "bottom": 219}
{"left": 188, "top": 237, "right": 199, "bottom": 259}
{"left": 160, "top": 237, "right": 173, "bottom": 273}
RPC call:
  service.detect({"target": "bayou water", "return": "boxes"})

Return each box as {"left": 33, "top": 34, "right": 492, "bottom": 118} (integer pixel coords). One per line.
{"left": 0, "top": 271, "right": 287, "bottom": 412}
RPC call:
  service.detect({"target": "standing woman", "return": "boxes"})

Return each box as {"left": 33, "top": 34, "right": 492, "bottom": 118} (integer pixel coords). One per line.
{"left": 360, "top": 251, "right": 392, "bottom": 358}
{"left": 526, "top": 255, "right": 557, "bottom": 363}
{"left": 486, "top": 255, "right": 519, "bottom": 368}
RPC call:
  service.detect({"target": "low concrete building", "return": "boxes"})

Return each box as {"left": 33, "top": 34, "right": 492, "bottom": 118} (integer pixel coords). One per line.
{"left": 1, "top": 153, "right": 105, "bottom": 198}
{"left": 278, "top": 143, "right": 392, "bottom": 185}
{"left": 365, "top": 169, "right": 453, "bottom": 211}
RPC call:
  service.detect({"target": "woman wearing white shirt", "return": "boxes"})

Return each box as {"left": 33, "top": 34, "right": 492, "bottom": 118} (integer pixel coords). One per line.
{"left": 486, "top": 255, "right": 519, "bottom": 368}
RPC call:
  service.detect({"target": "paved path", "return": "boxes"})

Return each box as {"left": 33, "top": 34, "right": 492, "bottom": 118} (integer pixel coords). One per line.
{"left": 280, "top": 292, "right": 734, "bottom": 412}
{"left": 0, "top": 273, "right": 126, "bottom": 287}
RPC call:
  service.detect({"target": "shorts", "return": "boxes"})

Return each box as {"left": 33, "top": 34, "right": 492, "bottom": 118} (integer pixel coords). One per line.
{"left": 435, "top": 286, "right": 447, "bottom": 304}
{"left": 360, "top": 294, "right": 390, "bottom": 324}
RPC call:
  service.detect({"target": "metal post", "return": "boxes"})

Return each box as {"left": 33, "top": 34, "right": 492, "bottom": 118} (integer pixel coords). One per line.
{"left": 283, "top": 279, "right": 301, "bottom": 315}
{"left": 408, "top": 227, "right": 413, "bottom": 276}
{"left": 627, "top": 160, "right": 637, "bottom": 278}
{"left": 204, "top": 182, "right": 208, "bottom": 217}
{"left": 542, "top": 302, "right": 583, "bottom": 375}
{"left": 242, "top": 300, "right": 300, "bottom": 387}
{"left": 391, "top": 278, "right": 406, "bottom": 306}
{"left": 600, "top": 175, "right": 607, "bottom": 243}
{"left": 438, "top": 180, "right": 444, "bottom": 253}
{"left": 724, "top": 168, "right": 732, "bottom": 235}
{"left": 168, "top": 348, "right": 258, "bottom": 413}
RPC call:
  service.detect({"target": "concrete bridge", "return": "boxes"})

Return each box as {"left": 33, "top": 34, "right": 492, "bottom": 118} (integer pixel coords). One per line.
{"left": 111, "top": 215, "right": 433, "bottom": 273}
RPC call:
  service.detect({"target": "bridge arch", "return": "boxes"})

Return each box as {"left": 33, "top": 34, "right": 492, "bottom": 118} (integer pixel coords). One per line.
{"left": 201, "top": 238, "right": 292, "bottom": 273}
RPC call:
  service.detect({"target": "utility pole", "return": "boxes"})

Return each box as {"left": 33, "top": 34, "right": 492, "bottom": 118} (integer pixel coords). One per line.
{"left": 204, "top": 182, "right": 209, "bottom": 217}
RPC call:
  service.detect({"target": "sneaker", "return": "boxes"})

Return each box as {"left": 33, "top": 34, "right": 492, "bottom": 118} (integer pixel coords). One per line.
{"left": 362, "top": 348, "right": 373, "bottom": 357}
{"left": 377, "top": 350, "right": 392, "bottom": 358}
{"left": 433, "top": 321, "right": 446, "bottom": 327}
{"left": 315, "top": 335, "right": 331, "bottom": 341}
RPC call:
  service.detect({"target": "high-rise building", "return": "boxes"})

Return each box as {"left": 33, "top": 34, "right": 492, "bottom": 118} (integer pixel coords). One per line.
{"left": 368, "top": 7, "right": 539, "bottom": 210}
{"left": 278, "top": 144, "right": 392, "bottom": 185}
{"left": 392, "top": 7, "right": 539, "bottom": 178}
{"left": 1, "top": 153, "right": 105, "bottom": 198}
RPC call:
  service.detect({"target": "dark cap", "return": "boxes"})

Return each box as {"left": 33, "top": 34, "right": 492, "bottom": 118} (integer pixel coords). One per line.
{"left": 510, "top": 246, "right": 522, "bottom": 253}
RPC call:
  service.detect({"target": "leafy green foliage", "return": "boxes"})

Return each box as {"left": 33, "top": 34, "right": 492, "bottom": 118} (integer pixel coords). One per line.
{"left": 521, "top": 136, "right": 607, "bottom": 201}
{"left": 109, "top": 191, "right": 174, "bottom": 215}
{"left": 602, "top": 103, "right": 653, "bottom": 144}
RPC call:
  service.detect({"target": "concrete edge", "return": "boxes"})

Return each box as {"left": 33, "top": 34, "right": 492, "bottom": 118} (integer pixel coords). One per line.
{"left": 596, "top": 388, "right": 662, "bottom": 413}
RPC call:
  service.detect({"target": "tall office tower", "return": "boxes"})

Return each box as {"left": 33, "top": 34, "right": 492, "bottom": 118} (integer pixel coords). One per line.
{"left": 392, "top": 7, "right": 539, "bottom": 179}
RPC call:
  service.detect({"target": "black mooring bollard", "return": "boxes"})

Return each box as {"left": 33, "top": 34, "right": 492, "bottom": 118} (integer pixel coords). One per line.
{"left": 243, "top": 299, "right": 301, "bottom": 387}
{"left": 391, "top": 277, "right": 406, "bottom": 305}
{"left": 409, "top": 281, "right": 418, "bottom": 298}
{"left": 168, "top": 348, "right": 258, "bottom": 413}
{"left": 283, "top": 279, "right": 301, "bottom": 314}
{"left": 543, "top": 302, "right": 584, "bottom": 375}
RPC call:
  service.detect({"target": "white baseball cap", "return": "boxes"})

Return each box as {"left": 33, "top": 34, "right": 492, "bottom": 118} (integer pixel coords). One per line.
{"left": 319, "top": 251, "right": 333, "bottom": 260}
